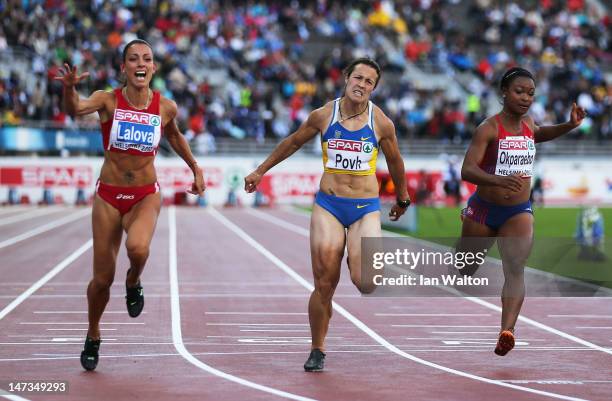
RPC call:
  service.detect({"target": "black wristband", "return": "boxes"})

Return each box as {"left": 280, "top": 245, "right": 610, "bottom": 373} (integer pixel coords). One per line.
{"left": 396, "top": 197, "right": 411, "bottom": 208}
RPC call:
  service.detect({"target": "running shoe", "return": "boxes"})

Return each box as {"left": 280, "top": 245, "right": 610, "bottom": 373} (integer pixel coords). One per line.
{"left": 80, "top": 336, "right": 101, "bottom": 371}
{"left": 494, "top": 330, "right": 515, "bottom": 356}
{"left": 125, "top": 269, "right": 144, "bottom": 318}
{"left": 304, "top": 349, "right": 326, "bottom": 372}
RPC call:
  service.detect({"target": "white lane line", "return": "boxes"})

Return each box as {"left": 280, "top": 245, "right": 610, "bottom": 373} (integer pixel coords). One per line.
{"left": 0, "top": 208, "right": 91, "bottom": 249}
{"left": 205, "top": 336, "right": 341, "bottom": 339}
{"left": 504, "top": 380, "right": 612, "bottom": 385}
{"left": 252, "top": 208, "right": 612, "bottom": 357}
{"left": 19, "top": 322, "right": 143, "bottom": 325}
{"left": 168, "top": 206, "right": 317, "bottom": 401}
{"left": 206, "top": 323, "right": 309, "bottom": 326}
{"left": 431, "top": 331, "right": 499, "bottom": 335}
{"left": 393, "top": 325, "right": 499, "bottom": 328}
{"left": 376, "top": 313, "right": 491, "bottom": 317}
{"left": 0, "top": 240, "right": 92, "bottom": 321}
{"left": 239, "top": 329, "right": 310, "bottom": 333}
{"left": 0, "top": 349, "right": 386, "bottom": 363}
{"left": 0, "top": 389, "right": 30, "bottom": 401}
{"left": 468, "top": 297, "right": 612, "bottom": 356}
{"left": 406, "top": 337, "right": 543, "bottom": 341}
{"left": 46, "top": 328, "right": 117, "bottom": 331}
{"left": 576, "top": 327, "right": 612, "bottom": 329}
{"left": 205, "top": 312, "right": 307, "bottom": 315}
{"left": 214, "top": 207, "right": 589, "bottom": 401}
{"left": 0, "top": 206, "right": 31, "bottom": 215}
{"left": 0, "top": 206, "right": 63, "bottom": 227}
{"left": 34, "top": 311, "right": 147, "bottom": 314}
{"left": 0, "top": 342, "right": 173, "bottom": 345}
{"left": 549, "top": 315, "right": 612, "bottom": 319}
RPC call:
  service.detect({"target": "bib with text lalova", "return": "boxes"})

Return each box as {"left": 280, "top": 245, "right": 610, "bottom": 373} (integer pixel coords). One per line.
{"left": 495, "top": 135, "right": 536, "bottom": 177}
{"left": 109, "top": 109, "right": 162, "bottom": 153}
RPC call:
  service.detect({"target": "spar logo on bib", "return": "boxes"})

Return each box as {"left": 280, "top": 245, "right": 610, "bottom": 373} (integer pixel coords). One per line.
{"left": 328, "top": 139, "right": 364, "bottom": 152}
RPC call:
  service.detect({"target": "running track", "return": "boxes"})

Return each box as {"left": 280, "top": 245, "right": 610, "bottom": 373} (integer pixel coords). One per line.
{"left": 0, "top": 205, "right": 610, "bottom": 401}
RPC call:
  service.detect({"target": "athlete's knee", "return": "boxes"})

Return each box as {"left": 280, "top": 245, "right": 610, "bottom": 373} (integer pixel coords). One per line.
{"left": 90, "top": 274, "right": 114, "bottom": 290}
{"left": 125, "top": 240, "right": 150, "bottom": 261}
{"left": 316, "top": 245, "right": 342, "bottom": 265}
{"left": 504, "top": 264, "right": 525, "bottom": 280}
{"left": 457, "top": 263, "right": 481, "bottom": 276}
{"left": 314, "top": 279, "right": 336, "bottom": 303}
{"left": 353, "top": 279, "right": 376, "bottom": 294}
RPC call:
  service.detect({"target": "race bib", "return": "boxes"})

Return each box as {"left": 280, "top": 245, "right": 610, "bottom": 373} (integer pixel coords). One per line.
{"left": 325, "top": 138, "right": 374, "bottom": 172}
{"left": 495, "top": 136, "right": 536, "bottom": 177}
{"left": 109, "top": 109, "right": 162, "bottom": 153}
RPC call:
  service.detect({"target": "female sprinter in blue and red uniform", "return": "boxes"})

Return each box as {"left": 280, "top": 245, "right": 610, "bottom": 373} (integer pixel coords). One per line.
{"left": 459, "top": 67, "right": 586, "bottom": 356}
{"left": 55, "top": 39, "right": 205, "bottom": 370}
{"left": 244, "top": 58, "right": 410, "bottom": 372}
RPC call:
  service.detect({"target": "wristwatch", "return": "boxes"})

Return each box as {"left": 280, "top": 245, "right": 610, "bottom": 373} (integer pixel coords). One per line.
{"left": 396, "top": 197, "right": 411, "bottom": 208}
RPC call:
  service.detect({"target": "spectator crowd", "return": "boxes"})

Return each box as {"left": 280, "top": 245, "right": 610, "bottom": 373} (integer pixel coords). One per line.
{"left": 0, "top": 0, "right": 610, "bottom": 154}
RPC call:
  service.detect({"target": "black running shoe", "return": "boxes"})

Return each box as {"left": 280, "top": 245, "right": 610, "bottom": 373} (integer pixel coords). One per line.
{"left": 304, "top": 349, "right": 326, "bottom": 372}
{"left": 80, "top": 336, "right": 101, "bottom": 371}
{"left": 125, "top": 270, "right": 144, "bottom": 318}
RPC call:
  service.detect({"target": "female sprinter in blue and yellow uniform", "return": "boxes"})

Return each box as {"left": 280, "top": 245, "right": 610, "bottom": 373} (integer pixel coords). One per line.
{"left": 244, "top": 58, "right": 410, "bottom": 372}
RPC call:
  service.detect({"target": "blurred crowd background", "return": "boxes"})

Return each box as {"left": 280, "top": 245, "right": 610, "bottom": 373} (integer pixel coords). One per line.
{"left": 0, "top": 0, "right": 610, "bottom": 155}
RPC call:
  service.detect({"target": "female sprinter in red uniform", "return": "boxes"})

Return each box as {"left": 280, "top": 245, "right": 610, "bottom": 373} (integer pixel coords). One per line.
{"left": 459, "top": 67, "right": 586, "bottom": 356}
{"left": 244, "top": 58, "right": 410, "bottom": 371}
{"left": 55, "top": 39, "right": 205, "bottom": 370}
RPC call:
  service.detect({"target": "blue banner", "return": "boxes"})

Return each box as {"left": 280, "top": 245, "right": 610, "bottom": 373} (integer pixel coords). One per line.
{"left": 0, "top": 127, "right": 103, "bottom": 152}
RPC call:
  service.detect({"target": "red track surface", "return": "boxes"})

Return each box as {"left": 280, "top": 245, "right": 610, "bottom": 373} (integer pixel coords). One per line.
{"left": 0, "top": 206, "right": 610, "bottom": 401}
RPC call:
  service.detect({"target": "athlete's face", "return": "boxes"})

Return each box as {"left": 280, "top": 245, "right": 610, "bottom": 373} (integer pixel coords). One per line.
{"left": 503, "top": 76, "right": 535, "bottom": 115}
{"left": 344, "top": 64, "right": 378, "bottom": 103}
{"left": 121, "top": 43, "right": 156, "bottom": 89}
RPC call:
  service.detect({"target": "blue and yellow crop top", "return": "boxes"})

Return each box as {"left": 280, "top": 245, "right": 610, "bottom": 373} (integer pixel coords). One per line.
{"left": 321, "top": 98, "right": 378, "bottom": 176}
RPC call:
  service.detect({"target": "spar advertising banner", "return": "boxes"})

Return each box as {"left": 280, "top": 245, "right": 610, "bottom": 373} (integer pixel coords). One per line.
{"left": 0, "top": 156, "right": 611, "bottom": 206}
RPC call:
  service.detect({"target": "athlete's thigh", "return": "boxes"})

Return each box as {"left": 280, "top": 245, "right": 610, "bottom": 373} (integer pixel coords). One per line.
{"left": 92, "top": 195, "right": 123, "bottom": 272}
{"left": 457, "top": 216, "right": 497, "bottom": 250}
{"left": 346, "top": 211, "right": 381, "bottom": 265}
{"left": 122, "top": 192, "right": 162, "bottom": 246}
{"left": 497, "top": 212, "right": 533, "bottom": 267}
{"left": 310, "top": 204, "right": 346, "bottom": 279}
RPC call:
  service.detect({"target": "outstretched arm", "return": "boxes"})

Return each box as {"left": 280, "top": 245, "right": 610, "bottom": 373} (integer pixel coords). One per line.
{"left": 244, "top": 109, "right": 324, "bottom": 193}
{"left": 377, "top": 110, "right": 410, "bottom": 221}
{"left": 163, "top": 99, "right": 205, "bottom": 195}
{"left": 54, "top": 63, "right": 107, "bottom": 116}
{"left": 533, "top": 103, "right": 586, "bottom": 143}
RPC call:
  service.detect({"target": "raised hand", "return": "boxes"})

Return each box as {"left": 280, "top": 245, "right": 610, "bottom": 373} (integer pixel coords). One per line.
{"left": 569, "top": 102, "right": 587, "bottom": 128}
{"left": 53, "top": 63, "right": 90, "bottom": 87}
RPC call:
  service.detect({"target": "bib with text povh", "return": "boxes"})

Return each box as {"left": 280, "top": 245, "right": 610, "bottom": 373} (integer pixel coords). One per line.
{"left": 495, "top": 136, "right": 536, "bottom": 177}
{"left": 108, "top": 109, "right": 162, "bottom": 153}
{"left": 325, "top": 137, "right": 376, "bottom": 172}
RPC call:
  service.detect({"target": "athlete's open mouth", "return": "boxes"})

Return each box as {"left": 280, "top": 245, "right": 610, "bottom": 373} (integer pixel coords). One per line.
{"left": 135, "top": 71, "right": 146, "bottom": 80}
